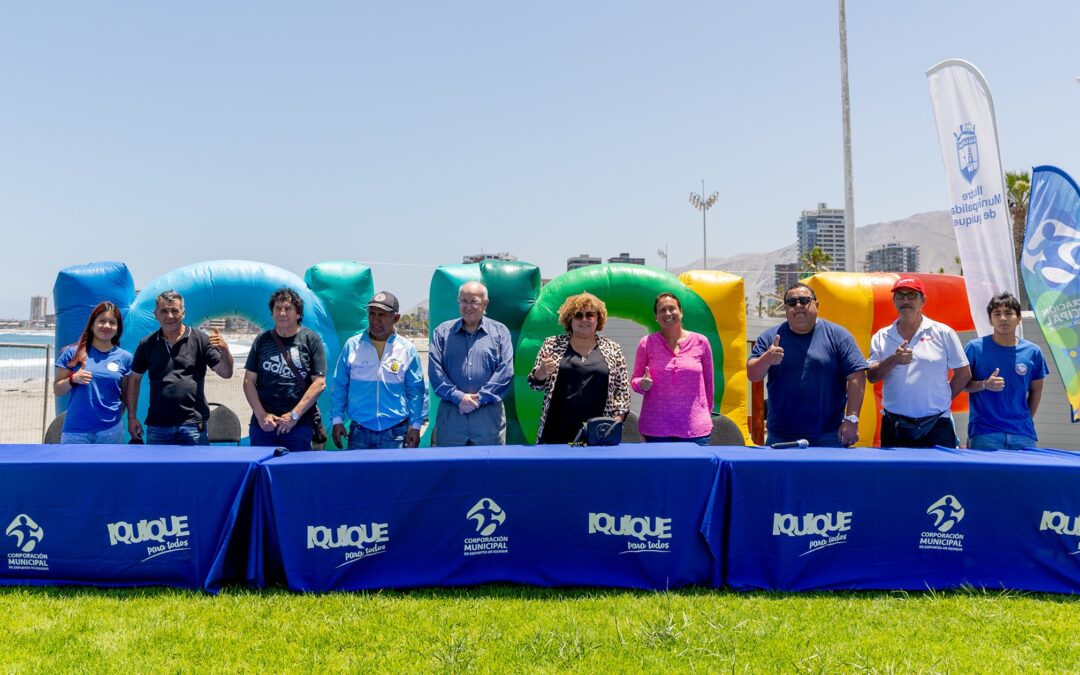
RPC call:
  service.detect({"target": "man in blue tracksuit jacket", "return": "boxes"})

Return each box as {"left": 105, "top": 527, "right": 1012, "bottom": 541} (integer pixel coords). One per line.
{"left": 330, "top": 291, "right": 428, "bottom": 449}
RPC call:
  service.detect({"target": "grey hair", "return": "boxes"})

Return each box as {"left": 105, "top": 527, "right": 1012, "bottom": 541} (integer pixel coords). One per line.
{"left": 458, "top": 281, "right": 489, "bottom": 302}
{"left": 156, "top": 289, "right": 184, "bottom": 307}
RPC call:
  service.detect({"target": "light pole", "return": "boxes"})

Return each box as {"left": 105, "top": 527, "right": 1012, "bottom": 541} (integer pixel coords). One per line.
{"left": 689, "top": 180, "right": 718, "bottom": 270}
{"left": 657, "top": 245, "right": 668, "bottom": 271}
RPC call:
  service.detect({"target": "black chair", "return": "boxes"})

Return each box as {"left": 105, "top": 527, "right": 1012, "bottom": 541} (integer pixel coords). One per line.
{"left": 621, "top": 411, "right": 644, "bottom": 443}
{"left": 207, "top": 402, "right": 242, "bottom": 445}
{"left": 709, "top": 414, "right": 747, "bottom": 446}
{"left": 43, "top": 411, "right": 66, "bottom": 444}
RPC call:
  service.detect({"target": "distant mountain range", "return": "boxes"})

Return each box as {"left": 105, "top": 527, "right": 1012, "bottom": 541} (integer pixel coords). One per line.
{"left": 674, "top": 210, "right": 960, "bottom": 305}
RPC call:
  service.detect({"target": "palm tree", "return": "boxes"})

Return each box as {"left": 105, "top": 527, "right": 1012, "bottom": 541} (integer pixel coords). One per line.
{"left": 799, "top": 246, "right": 833, "bottom": 276}
{"left": 1006, "top": 170, "right": 1031, "bottom": 308}
{"left": 1006, "top": 170, "right": 1031, "bottom": 265}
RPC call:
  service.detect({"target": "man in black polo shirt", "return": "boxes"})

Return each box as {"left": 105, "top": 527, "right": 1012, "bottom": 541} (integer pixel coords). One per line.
{"left": 126, "top": 290, "right": 234, "bottom": 445}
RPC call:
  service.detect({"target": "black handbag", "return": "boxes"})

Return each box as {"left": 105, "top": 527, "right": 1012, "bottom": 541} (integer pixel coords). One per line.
{"left": 571, "top": 417, "right": 623, "bottom": 446}
{"left": 882, "top": 409, "right": 946, "bottom": 442}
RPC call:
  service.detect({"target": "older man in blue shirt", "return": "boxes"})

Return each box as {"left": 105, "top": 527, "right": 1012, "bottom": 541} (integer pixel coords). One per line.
{"left": 429, "top": 281, "right": 514, "bottom": 446}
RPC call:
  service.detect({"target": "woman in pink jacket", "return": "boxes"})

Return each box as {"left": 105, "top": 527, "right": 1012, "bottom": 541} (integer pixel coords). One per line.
{"left": 630, "top": 292, "right": 714, "bottom": 445}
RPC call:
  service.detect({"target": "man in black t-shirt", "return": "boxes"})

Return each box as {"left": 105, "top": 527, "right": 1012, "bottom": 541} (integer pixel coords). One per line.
{"left": 242, "top": 287, "right": 327, "bottom": 451}
{"left": 127, "top": 290, "right": 234, "bottom": 445}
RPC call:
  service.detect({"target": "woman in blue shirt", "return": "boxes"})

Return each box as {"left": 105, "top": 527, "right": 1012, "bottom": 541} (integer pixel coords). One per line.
{"left": 53, "top": 302, "right": 134, "bottom": 444}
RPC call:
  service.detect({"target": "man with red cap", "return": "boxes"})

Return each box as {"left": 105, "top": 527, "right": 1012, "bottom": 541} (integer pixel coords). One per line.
{"left": 868, "top": 277, "right": 971, "bottom": 447}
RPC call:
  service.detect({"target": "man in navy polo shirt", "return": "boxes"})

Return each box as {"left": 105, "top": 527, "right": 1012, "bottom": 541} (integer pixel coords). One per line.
{"left": 748, "top": 282, "right": 868, "bottom": 447}
{"left": 963, "top": 292, "right": 1048, "bottom": 449}
{"left": 126, "top": 290, "right": 234, "bottom": 445}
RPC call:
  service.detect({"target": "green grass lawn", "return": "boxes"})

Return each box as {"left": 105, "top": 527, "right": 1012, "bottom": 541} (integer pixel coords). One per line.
{"left": 1, "top": 585, "right": 1077, "bottom": 672}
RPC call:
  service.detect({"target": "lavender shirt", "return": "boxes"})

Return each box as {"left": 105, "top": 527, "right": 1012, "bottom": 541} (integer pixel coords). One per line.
{"left": 631, "top": 332, "right": 714, "bottom": 438}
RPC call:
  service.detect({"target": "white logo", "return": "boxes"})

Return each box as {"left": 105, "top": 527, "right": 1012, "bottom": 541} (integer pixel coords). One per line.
{"left": 306, "top": 522, "right": 389, "bottom": 567}
{"left": 1041, "top": 511, "right": 1080, "bottom": 536}
{"left": 589, "top": 512, "right": 671, "bottom": 554}
{"left": 1040, "top": 510, "right": 1080, "bottom": 555}
{"left": 919, "top": 495, "right": 965, "bottom": 552}
{"left": 927, "top": 495, "right": 964, "bottom": 533}
{"left": 5, "top": 514, "right": 48, "bottom": 571}
{"left": 1016, "top": 363, "right": 1029, "bottom": 376}
{"left": 464, "top": 498, "right": 509, "bottom": 556}
{"left": 772, "top": 511, "right": 852, "bottom": 556}
{"left": 107, "top": 515, "right": 191, "bottom": 561}
{"left": 6, "top": 514, "right": 43, "bottom": 553}
{"left": 467, "top": 498, "right": 505, "bottom": 537}
{"left": 107, "top": 362, "right": 120, "bottom": 372}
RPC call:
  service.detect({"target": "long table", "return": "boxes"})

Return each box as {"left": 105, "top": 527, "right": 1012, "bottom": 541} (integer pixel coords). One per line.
{"left": 0, "top": 445, "right": 272, "bottom": 593}
{"left": 250, "top": 444, "right": 723, "bottom": 592}
{"left": 716, "top": 445, "right": 1080, "bottom": 593}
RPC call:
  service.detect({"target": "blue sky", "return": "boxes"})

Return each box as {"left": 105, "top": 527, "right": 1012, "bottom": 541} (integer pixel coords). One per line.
{"left": 2, "top": 1, "right": 1078, "bottom": 319}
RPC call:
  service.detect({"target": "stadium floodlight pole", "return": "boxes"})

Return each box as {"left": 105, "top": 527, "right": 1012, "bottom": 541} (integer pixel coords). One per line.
{"left": 839, "top": 0, "right": 856, "bottom": 273}
{"left": 689, "top": 180, "right": 719, "bottom": 270}
{"left": 657, "top": 245, "right": 668, "bottom": 270}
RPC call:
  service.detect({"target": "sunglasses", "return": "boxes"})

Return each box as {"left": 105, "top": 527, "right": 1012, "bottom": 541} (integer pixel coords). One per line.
{"left": 894, "top": 291, "right": 920, "bottom": 301}
{"left": 783, "top": 297, "right": 813, "bottom": 307}
{"left": 573, "top": 311, "right": 598, "bottom": 320}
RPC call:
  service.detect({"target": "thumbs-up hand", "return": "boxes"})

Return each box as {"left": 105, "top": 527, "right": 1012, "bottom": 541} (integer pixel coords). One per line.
{"left": 894, "top": 340, "right": 914, "bottom": 365}
{"left": 640, "top": 366, "right": 653, "bottom": 392}
{"left": 209, "top": 327, "right": 230, "bottom": 354}
{"left": 766, "top": 334, "right": 784, "bottom": 364}
{"left": 534, "top": 355, "right": 558, "bottom": 381}
{"left": 985, "top": 367, "right": 1005, "bottom": 392}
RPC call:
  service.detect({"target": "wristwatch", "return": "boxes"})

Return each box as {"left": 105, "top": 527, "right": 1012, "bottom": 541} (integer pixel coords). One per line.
{"left": 843, "top": 414, "right": 859, "bottom": 424}
{"left": 290, "top": 412, "right": 300, "bottom": 422}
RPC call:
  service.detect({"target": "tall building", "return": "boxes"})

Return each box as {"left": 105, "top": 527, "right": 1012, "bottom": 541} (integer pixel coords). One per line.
{"left": 462, "top": 252, "right": 517, "bottom": 264}
{"left": 797, "top": 202, "right": 848, "bottom": 272}
{"left": 30, "top": 296, "right": 47, "bottom": 322}
{"left": 567, "top": 253, "right": 601, "bottom": 271}
{"left": 773, "top": 263, "right": 802, "bottom": 294}
{"left": 864, "top": 243, "right": 920, "bottom": 273}
{"left": 606, "top": 252, "right": 645, "bottom": 265}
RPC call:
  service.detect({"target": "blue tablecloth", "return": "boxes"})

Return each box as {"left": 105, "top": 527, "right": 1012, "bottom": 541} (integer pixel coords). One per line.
{"left": 251, "top": 444, "right": 723, "bottom": 592}
{"left": 717, "top": 445, "right": 1080, "bottom": 593}
{"left": 0, "top": 444, "right": 272, "bottom": 593}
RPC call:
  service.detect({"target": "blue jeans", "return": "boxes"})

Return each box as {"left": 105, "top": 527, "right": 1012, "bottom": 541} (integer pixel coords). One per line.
{"left": 642, "top": 434, "right": 710, "bottom": 447}
{"left": 968, "top": 432, "right": 1037, "bottom": 450}
{"left": 766, "top": 431, "right": 844, "bottom": 448}
{"left": 61, "top": 421, "right": 123, "bottom": 445}
{"left": 146, "top": 424, "right": 208, "bottom": 446}
{"left": 249, "top": 421, "right": 313, "bottom": 452}
{"left": 347, "top": 420, "right": 408, "bottom": 450}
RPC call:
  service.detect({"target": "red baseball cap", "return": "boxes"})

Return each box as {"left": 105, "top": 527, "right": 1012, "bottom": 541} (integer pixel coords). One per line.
{"left": 891, "top": 277, "right": 926, "bottom": 295}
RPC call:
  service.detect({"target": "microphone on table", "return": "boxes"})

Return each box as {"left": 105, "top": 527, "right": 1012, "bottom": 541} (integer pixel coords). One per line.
{"left": 770, "top": 439, "right": 809, "bottom": 449}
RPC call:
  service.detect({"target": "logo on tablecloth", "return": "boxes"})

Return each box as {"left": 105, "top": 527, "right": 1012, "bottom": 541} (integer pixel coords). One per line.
{"left": 588, "top": 512, "right": 671, "bottom": 554}
{"left": 919, "top": 495, "right": 965, "bottom": 552}
{"left": 306, "top": 522, "right": 389, "bottom": 568}
{"left": 772, "top": 511, "right": 852, "bottom": 556}
{"left": 106, "top": 515, "right": 191, "bottom": 562}
{"left": 1039, "top": 510, "right": 1080, "bottom": 554}
{"left": 463, "top": 498, "right": 508, "bottom": 556}
{"left": 5, "top": 514, "right": 48, "bottom": 572}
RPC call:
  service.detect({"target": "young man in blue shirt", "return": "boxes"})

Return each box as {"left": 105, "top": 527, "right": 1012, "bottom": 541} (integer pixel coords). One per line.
{"left": 964, "top": 292, "right": 1048, "bottom": 450}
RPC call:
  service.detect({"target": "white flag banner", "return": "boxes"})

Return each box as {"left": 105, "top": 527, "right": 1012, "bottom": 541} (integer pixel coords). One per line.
{"left": 926, "top": 59, "right": 1018, "bottom": 337}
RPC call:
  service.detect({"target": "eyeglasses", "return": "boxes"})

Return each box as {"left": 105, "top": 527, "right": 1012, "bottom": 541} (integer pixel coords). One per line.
{"left": 783, "top": 297, "right": 813, "bottom": 307}
{"left": 573, "top": 311, "right": 598, "bottom": 320}
{"left": 458, "top": 298, "right": 483, "bottom": 308}
{"left": 894, "top": 291, "right": 920, "bottom": 301}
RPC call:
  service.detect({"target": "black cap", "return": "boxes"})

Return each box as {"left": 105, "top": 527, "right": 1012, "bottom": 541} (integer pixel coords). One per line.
{"left": 367, "top": 291, "right": 400, "bottom": 313}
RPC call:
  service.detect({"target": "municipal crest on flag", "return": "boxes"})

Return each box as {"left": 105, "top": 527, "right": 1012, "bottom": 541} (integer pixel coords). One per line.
{"left": 955, "top": 123, "right": 979, "bottom": 183}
